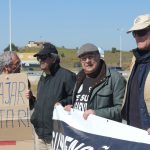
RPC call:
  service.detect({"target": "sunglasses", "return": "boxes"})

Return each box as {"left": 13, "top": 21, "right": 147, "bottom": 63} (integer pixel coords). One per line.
{"left": 37, "top": 55, "right": 49, "bottom": 61}
{"left": 132, "top": 28, "right": 150, "bottom": 37}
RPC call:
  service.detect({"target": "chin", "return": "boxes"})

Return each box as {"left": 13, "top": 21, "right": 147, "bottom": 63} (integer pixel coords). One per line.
{"left": 84, "top": 70, "right": 94, "bottom": 75}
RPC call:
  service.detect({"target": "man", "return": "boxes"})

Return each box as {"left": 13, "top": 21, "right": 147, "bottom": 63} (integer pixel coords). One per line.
{"left": 27, "top": 43, "right": 76, "bottom": 150}
{"left": 65, "top": 43, "right": 126, "bottom": 121}
{"left": 0, "top": 50, "right": 35, "bottom": 110}
{"left": 0, "top": 51, "right": 35, "bottom": 110}
{"left": 0, "top": 51, "right": 35, "bottom": 146}
{"left": 1, "top": 51, "right": 21, "bottom": 74}
{"left": 121, "top": 14, "right": 150, "bottom": 132}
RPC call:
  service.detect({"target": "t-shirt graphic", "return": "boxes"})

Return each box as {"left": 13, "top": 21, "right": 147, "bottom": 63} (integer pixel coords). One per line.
{"left": 74, "top": 77, "right": 95, "bottom": 111}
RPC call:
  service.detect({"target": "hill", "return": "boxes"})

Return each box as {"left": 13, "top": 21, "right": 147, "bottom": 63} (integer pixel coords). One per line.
{"left": 19, "top": 47, "right": 133, "bottom": 71}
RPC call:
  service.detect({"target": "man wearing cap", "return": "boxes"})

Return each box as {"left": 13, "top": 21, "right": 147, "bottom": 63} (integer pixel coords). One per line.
{"left": 65, "top": 43, "right": 126, "bottom": 121}
{"left": 26, "top": 43, "right": 76, "bottom": 150}
{"left": 121, "top": 14, "right": 150, "bottom": 132}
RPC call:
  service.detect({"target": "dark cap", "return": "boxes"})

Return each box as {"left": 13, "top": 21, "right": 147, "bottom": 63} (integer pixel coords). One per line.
{"left": 77, "top": 43, "right": 99, "bottom": 57}
{"left": 34, "top": 42, "right": 58, "bottom": 57}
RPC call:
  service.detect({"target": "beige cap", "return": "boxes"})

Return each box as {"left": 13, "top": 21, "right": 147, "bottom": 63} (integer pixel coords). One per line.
{"left": 127, "top": 14, "right": 150, "bottom": 33}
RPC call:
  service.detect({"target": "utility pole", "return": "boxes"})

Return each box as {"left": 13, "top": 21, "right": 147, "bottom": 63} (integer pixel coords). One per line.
{"left": 119, "top": 30, "right": 122, "bottom": 68}
{"left": 117, "top": 28, "right": 123, "bottom": 68}
{"left": 9, "top": 0, "right": 12, "bottom": 51}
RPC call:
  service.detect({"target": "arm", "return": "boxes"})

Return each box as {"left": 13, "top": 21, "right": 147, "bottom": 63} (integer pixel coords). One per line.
{"left": 94, "top": 73, "right": 126, "bottom": 121}
{"left": 25, "top": 89, "right": 36, "bottom": 110}
{"left": 59, "top": 72, "right": 76, "bottom": 106}
{"left": 26, "top": 80, "right": 36, "bottom": 110}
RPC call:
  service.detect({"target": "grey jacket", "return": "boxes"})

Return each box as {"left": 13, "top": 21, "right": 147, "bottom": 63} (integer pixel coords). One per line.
{"left": 72, "top": 60, "right": 126, "bottom": 122}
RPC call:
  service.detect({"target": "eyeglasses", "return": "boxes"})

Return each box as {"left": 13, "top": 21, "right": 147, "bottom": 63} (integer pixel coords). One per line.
{"left": 7, "top": 60, "right": 21, "bottom": 73}
{"left": 37, "top": 55, "right": 49, "bottom": 61}
{"left": 80, "top": 54, "right": 97, "bottom": 62}
{"left": 132, "top": 28, "right": 150, "bottom": 38}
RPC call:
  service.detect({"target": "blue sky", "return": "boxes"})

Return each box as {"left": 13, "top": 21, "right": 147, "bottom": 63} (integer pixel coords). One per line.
{"left": 0, "top": 0, "right": 149, "bottom": 52}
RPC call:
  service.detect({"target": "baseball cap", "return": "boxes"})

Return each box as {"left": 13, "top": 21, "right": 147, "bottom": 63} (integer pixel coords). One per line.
{"left": 34, "top": 43, "right": 58, "bottom": 57}
{"left": 127, "top": 14, "right": 150, "bottom": 33}
{"left": 77, "top": 43, "right": 99, "bottom": 57}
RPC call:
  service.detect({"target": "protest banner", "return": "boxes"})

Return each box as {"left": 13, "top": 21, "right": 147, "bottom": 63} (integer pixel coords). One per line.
{"left": 52, "top": 105, "right": 150, "bottom": 150}
{"left": 0, "top": 73, "right": 33, "bottom": 141}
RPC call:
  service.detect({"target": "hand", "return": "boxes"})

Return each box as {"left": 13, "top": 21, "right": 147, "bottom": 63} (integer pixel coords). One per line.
{"left": 25, "top": 89, "right": 33, "bottom": 100}
{"left": 55, "top": 102, "right": 61, "bottom": 106}
{"left": 64, "top": 105, "right": 72, "bottom": 112}
{"left": 147, "top": 128, "right": 150, "bottom": 134}
{"left": 83, "top": 109, "right": 95, "bottom": 120}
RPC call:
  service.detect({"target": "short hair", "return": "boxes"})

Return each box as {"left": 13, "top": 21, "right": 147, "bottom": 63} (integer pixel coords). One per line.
{"left": 0, "top": 51, "right": 19, "bottom": 73}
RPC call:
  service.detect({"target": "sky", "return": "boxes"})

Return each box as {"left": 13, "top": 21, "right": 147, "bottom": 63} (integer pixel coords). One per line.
{"left": 0, "top": 0, "right": 149, "bottom": 52}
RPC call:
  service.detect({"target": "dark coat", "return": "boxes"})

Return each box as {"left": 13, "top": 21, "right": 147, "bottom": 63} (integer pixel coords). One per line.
{"left": 122, "top": 48, "right": 150, "bottom": 129}
{"left": 30, "top": 64, "right": 76, "bottom": 141}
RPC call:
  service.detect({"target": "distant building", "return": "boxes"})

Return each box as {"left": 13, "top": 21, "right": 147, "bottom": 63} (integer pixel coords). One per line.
{"left": 27, "top": 41, "right": 45, "bottom": 48}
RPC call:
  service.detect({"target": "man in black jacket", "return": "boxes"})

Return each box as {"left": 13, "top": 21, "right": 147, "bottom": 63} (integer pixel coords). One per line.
{"left": 26, "top": 43, "right": 76, "bottom": 150}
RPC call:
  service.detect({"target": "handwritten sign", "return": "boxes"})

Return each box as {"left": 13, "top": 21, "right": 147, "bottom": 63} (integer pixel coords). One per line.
{"left": 0, "top": 73, "right": 33, "bottom": 141}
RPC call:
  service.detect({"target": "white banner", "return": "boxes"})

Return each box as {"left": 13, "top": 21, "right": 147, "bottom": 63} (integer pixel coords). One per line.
{"left": 52, "top": 105, "right": 150, "bottom": 150}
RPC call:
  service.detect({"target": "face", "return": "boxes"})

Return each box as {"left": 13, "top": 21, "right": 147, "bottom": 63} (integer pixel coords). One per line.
{"left": 37, "top": 55, "right": 55, "bottom": 73}
{"left": 132, "top": 27, "right": 150, "bottom": 50}
{"left": 4, "top": 54, "right": 21, "bottom": 74}
{"left": 80, "top": 52, "right": 100, "bottom": 75}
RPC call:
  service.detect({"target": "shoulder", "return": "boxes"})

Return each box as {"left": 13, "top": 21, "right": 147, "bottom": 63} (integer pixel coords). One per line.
{"left": 59, "top": 67, "right": 75, "bottom": 75}
{"left": 58, "top": 67, "right": 76, "bottom": 79}
{"left": 108, "top": 68, "right": 126, "bottom": 83}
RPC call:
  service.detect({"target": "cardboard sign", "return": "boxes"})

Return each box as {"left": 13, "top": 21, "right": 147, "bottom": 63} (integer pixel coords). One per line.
{"left": 0, "top": 73, "right": 33, "bottom": 141}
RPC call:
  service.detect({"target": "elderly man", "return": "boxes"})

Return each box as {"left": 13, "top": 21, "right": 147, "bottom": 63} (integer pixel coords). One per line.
{"left": 0, "top": 51, "right": 21, "bottom": 74}
{"left": 26, "top": 43, "right": 76, "bottom": 150}
{"left": 121, "top": 14, "right": 150, "bottom": 132}
{"left": 65, "top": 43, "right": 126, "bottom": 122}
{"left": 0, "top": 51, "right": 35, "bottom": 110}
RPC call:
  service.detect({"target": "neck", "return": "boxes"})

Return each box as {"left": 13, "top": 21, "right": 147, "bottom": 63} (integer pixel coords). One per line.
{"left": 86, "top": 63, "right": 101, "bottom": 78}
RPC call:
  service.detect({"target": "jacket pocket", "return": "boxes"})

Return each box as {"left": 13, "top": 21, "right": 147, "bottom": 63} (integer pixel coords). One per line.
{"left": 30, "top": 104, "right": 39, "bottom": 127}
{"left": 94, "top": 89, "right": 113, "bottom": 108}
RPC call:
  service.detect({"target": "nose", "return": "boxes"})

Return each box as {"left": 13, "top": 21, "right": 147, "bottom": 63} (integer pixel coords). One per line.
{"left": 84, "top": 57, "right": 91, "bottom": 62}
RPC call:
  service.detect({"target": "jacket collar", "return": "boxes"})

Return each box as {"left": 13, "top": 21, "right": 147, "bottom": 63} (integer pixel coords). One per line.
{"left": 42, "top": 63, "right": 60, "bottom": 78}
{"left": 76, "top": 59, "right": 107, "bottom": 84}
{"left": 133, "top": 48, "right": 150, "bottom": 63}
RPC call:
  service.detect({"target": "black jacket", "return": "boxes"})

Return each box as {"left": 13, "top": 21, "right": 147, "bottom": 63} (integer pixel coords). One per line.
{"left": 30, "top": 64, "right": 76, "bottom": 141}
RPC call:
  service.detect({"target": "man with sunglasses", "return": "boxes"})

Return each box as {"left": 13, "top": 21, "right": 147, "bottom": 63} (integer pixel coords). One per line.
{"left": 122, "top": 14, "right": 150, "bottom": 133}
{"left": 65, "top": 43, "right": 126, "bottom": 121}
{"left": 26, "top": 43, "right": 76, "bottom": 150}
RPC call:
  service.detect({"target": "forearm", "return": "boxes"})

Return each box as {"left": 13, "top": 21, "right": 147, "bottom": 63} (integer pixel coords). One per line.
{"left": 94, "top": 105, "right": 122, "bottom": 122}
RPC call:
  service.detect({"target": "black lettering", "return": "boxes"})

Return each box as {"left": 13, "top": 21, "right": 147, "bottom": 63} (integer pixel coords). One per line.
{"left": 0, "top": 82, "right": 4, "bottom": 104}
{"left": 18, "top": 109, "right": 27, "bottom": 127}
{"left": 17, "top": 82, "right": 26, "bottom": 104}
{"left": 0, "top": 109, "right": 4, "bottom": 128}
{"left": 5, "top": 82, "right": 11, "bottom": 104}
{"left": 10, "top": 82, "right": 17, "bottom": 106}
{"left": 6, "top": 109, "right": 14, "bottom": 128}
{"left": 26, "top": 108, "right": 30, "bottom": 127}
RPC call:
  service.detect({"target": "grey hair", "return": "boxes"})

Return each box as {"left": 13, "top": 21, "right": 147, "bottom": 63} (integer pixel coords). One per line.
{"left": 0, "top": 51, "right": 18, "bottom": 73}
{"left": 51, "top": 53, "right": 60, "bottom": 64}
